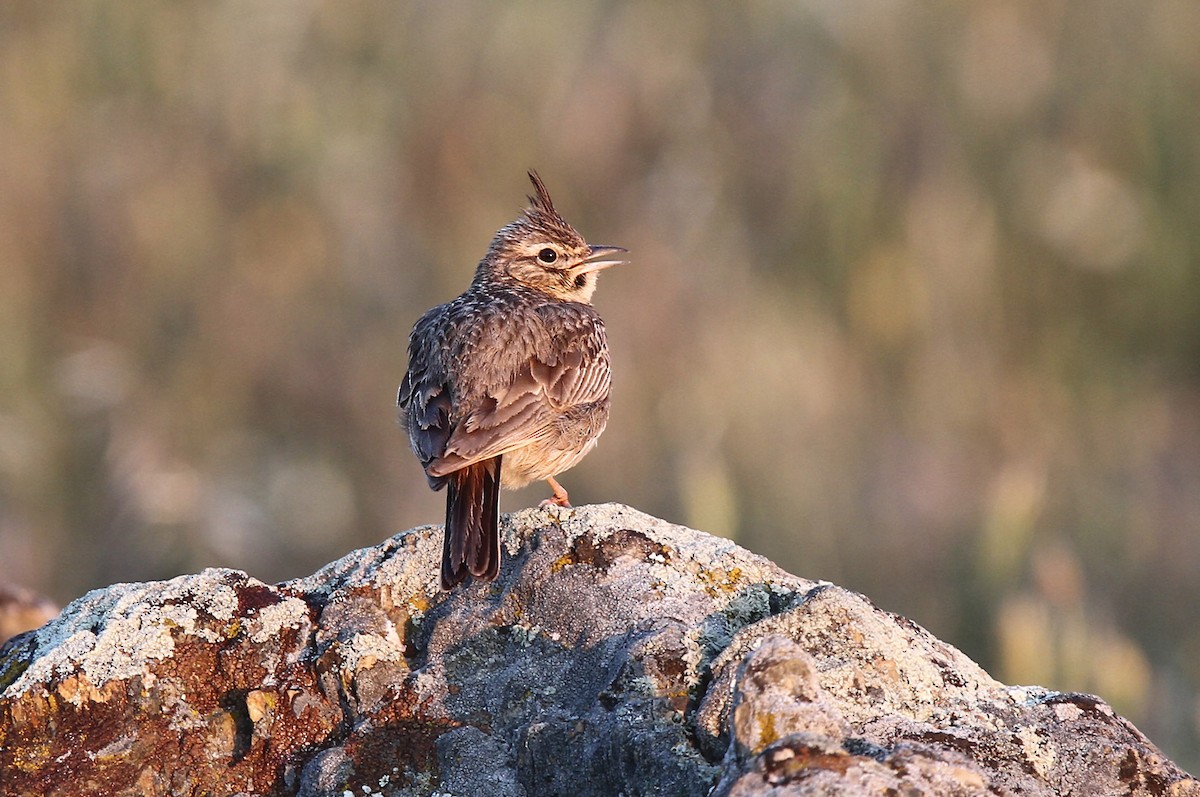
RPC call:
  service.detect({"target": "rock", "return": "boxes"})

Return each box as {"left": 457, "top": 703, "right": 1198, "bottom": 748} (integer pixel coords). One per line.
{"left": 0, "top": 503, "right": 1195, "bottom": 796}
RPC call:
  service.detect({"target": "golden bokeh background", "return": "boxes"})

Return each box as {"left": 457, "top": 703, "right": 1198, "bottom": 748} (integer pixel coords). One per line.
{"left": 2, "top": 1, "right": 1198, "bottom": 769}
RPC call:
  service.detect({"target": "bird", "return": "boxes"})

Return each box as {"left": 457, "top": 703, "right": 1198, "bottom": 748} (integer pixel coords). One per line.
{"left": 398, "top": 171, "right": 626, "bottom": 589}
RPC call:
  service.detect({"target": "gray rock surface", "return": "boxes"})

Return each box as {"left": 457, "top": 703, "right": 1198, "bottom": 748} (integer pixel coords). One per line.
{"left": 1, "top": 503, "right": 1196, "bottom": 796}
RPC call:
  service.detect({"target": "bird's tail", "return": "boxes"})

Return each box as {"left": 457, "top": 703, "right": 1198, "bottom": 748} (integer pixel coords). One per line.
{"left": 442, "top": 456, "right": 501, "bottom": 590}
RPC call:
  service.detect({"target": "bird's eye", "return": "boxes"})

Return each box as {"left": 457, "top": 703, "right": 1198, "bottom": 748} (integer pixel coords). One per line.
{"left": 537, "top": 248, "right": 558, "bottom": 264}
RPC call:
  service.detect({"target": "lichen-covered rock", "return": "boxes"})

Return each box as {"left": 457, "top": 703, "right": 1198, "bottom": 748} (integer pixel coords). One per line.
{"left": 1, "top": 504, "right": 1196, "bottom": 796}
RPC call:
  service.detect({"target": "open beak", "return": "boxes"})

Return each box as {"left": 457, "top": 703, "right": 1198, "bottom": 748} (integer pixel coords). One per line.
{"left": 576, "top": 244, "right": 628, "bottom": 275}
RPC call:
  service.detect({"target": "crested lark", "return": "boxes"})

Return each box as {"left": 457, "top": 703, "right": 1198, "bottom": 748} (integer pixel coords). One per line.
{"left": 398, "top": 172, "right": 626, "bottom": 589}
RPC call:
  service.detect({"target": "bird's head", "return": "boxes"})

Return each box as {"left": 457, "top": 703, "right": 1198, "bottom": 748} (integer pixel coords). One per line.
{"left": 478, "top": 171, "right": 626, "bottom": 304}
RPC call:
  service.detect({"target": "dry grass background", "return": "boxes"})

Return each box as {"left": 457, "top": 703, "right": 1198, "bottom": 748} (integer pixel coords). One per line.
{"left": 1, "top": 1, "right": 1198, "bottom": 769}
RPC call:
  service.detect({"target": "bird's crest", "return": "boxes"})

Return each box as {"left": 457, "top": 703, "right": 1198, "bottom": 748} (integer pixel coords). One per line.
{"left": 526, "top": 170, "right": 557, "bottom": 216}
{"left": 522, "top": 170, "right": 577, "bottom": 237}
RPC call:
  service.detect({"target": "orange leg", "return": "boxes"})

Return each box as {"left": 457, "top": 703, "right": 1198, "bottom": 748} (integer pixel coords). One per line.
{"left": 539, "top": 476, "right": 572, "bottom": 508}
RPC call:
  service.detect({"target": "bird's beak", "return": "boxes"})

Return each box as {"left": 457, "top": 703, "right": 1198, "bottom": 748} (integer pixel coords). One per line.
{"left": 576, "top": 245, "right": 628, "bottom": 274}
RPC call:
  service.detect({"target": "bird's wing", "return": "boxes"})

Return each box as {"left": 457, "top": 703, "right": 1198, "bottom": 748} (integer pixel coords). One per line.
{"left": 426, "top": 311, "right": 610, "bottom": 477}
{"left": 398, "top": 307, "right": 455, "bottom": 485}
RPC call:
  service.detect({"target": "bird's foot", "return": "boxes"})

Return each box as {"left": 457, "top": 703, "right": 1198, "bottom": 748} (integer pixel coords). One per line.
{"left": 540, "top": 477, "right": 572, "bottom": 508}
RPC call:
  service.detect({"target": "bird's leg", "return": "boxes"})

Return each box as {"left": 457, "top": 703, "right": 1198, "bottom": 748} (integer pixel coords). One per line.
{"left": 539, "top": 476, "right": 572, "bottom": 508}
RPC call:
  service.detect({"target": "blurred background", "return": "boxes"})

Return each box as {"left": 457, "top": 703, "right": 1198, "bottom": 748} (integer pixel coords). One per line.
{"left": 1, "top": 0, "right": 1198, "bottom": 769}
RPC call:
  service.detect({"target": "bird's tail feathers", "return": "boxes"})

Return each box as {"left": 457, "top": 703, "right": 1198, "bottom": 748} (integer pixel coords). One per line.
{"left": 442, "top": 456, "right": 501, "bottom": 590}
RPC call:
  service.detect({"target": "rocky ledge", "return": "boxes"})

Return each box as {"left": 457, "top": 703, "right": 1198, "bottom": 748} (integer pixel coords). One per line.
{"left": 1, "top": 504, "right": 1196, "bottom": 796}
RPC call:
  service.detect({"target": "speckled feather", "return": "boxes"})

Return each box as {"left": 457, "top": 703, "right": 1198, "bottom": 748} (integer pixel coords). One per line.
{"left": 400, "top": 284, "right": 611, "bottom": 486}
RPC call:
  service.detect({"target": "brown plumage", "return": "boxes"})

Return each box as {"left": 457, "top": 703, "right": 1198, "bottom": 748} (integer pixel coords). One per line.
{"left": 398, "top": 172, "right": 626, "bottom": 589}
